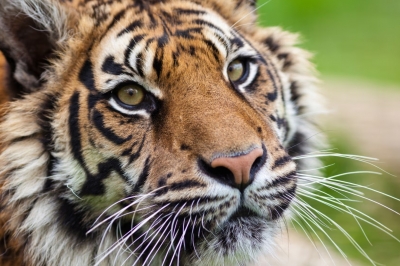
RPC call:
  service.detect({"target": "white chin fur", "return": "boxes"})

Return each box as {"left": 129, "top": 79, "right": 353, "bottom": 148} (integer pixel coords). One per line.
{"left": 189, "top": 217, "right": 281, "bottom": 266}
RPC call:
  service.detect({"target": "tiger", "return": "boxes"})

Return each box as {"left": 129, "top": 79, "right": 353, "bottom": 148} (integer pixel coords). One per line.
{"left": 0, "top": 0, "right": 323, "bottom": 265}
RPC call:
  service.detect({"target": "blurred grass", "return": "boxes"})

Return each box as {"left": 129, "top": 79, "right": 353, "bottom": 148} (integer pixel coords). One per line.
{"left": 297, "top": 136, "right": 400, "bottom": 265}
{"left": 255, "top": 2, "right": 400, "bottom": 264}
{"left": 257, "top": 0, "right": 400, "bottom": 86}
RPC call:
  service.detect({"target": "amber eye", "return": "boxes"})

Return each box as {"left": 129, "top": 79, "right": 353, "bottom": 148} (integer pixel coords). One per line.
{"left": 227, "top": 59, "right": 245, "bottom": 82}
{"left": 115, "top": 84, "right": 145, "bottom": 106}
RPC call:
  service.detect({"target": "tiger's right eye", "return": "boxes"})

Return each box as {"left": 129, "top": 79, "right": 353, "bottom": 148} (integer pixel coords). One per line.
{"left": 115, "top": 84, "right": 145, "bottom": 106}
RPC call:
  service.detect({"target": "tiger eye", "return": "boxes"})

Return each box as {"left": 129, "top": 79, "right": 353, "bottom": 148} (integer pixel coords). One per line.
{"left": 227, "top": 59, "right": 244, "bottom": 82}
{"left": 116, "top": 84, "right": 145, "bottom": 106}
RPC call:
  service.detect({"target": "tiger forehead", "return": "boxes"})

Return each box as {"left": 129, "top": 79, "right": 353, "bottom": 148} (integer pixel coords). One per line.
{"left": 91, "top": 1, "right": 250, "bottom": 91}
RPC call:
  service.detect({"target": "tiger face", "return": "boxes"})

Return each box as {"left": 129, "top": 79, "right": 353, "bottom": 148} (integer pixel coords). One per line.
{"left": 0, "top": 0, "right": 321, "bottom": 265}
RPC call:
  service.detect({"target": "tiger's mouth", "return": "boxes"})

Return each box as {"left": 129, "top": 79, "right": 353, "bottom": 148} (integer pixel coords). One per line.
{"left": 225, "top": 199, "right": 290, "bottom": 226}
{"left": 229, "top": 206, "right": 259, "bottom": 221}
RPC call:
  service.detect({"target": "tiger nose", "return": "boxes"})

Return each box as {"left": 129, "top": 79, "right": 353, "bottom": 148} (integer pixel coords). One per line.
{"left": 211, "top": 148, "right": 264, "bottom": 189}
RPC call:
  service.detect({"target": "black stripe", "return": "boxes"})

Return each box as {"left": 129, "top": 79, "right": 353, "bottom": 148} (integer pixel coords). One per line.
{"left": 203, "top": 39, "right": 221, "bottom": 62}
{"left": 257, "top": 171, "right": 296, "bottom": 191}
{"left": 128, "top": 134, "right": 146, "bottom": 164}
{"left": 124, "top": 34, "right": 146, "bottom": 75}
{"left": 92, "top": 109, "right": 132, "bottom": 145}
{"left": 290, "top": 81, "right": 301, "bottom": 104}
{"left": 132, "top": 157, "right": 151, "bottom": 193}
{"left": 175, "top": 8, "right": 206, "bottom": 15}
{"left": 159, "top": 180, "right": 207, "bottom": 196}
{"left": 57, "top": 197, "right": 97, "bottom": 240}
{"left": 69, "top": 92, "right": 85, "bottom": 165}
{"left": 255, "top": 185, "right": 296, "bottom": 201}
{"left": 264, "top": 36, "right": 280, "bottom": 53}
{"left": 101, "top": 56, "right": 124, "bottom": 75}
{"left": 37, "top": 93, "right": 59, "bottom": 188}
{"left": 266, "top": 69, "right": 278, "bottom": 101}
{"left": 287, "top": 131, "right": 306, "bottom": 158}
{"left": 157, "top": 31, "right": 169, "bottom": 47}
{"left": 153, "top": 48, "right": 164, "bottom": 78}
{"left": 136, "top": 52, "right": 145, "bottom": 77}
{"left": 270, "top": 201, "right": 290, "bottom": 220}
{"left": 170, "top": 180, "right": 206, "bottom": 190}
{"left": 105, "top": 9, "right": 126, "bottom": 34}
{"left": 117, "top": 19, "right": 143, "bottom": 37}
{"left": 192, "top": 19, "right": 224, "bottom": 35}
{"left": 174, "top": 27, "right": 202, "bottom": 39}
{"left": 79, "top": 60, "right": 96, "bottom": 91}
{"left": 272, "top": 155, "right": 292, "bottom": 169}
{"left": 230, "top": 36, "right": 245, "bottom": 49}
{"left": 80, "top": 157, "right": 126, "bottom": 195}
{"left": 157, "top": 195, "right": 225, "bottom": 209}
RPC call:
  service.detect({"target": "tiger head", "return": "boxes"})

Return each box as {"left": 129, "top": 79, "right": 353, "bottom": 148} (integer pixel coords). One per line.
{"left": 0, "top": 0, "right": 322, "bottom": 265}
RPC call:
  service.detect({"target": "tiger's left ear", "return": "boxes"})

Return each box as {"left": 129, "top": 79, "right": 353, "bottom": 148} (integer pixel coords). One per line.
{"left": 0, "top": 0, "right": 73, "bottom": 98}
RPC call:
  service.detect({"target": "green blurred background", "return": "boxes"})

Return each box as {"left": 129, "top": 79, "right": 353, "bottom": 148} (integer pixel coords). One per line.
{"left": 257, "top": 0, "right": 400, "bottom": 265}
{"left": 258, "top": 0, "right": 400, "bottom": 86}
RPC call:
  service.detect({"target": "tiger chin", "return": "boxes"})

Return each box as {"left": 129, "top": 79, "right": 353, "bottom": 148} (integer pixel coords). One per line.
{"left": 0, "top": 0, "right": 322, "bottom": 265}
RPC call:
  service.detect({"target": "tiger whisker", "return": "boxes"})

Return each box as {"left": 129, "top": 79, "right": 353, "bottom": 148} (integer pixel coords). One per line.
{"left": 293, "top": 152, "right": 395, "bottom": 177}
{"left": 294, "top": 198, "right": 378, "bottom": 265}
{"left": 169, "top": 202, "right": 187, "bottom": 248}
{"left": 298, "top": 186, "right": 373, "bottom": 245}
{"left": 128, "top": 215, "right": 170, "bottom": 266}
{"left": 230, "top": 0, "right": 271, "bottom": 29}
{"left": 98, "top": 203, "right": 156, "bottom": 252}
{"left": 94, "top": 204, "right": 169, "bottom": 266}
{"left": 291, "top": 201, "right": 345, "bottom": 265}
{"left": 289, "top": 214, "right": 331, "bottom": 266}
{"left": 146, "top": 219, "right": 173, "bottom": 266}
{"left": 89, "top": 193, "right": 154, "bottom": 234}
{"left": 297, "top": 186, "right": 399, "bottom": 242}
{"left": 116, "top": 212, "right": 167, "bottom": 263}
{"left": 141, "top": 219, "right": 173, "bottom": 266}
{"left": 160, "top": 203, "right": 189, "bottom": 266}
{"left": 299, "top": 173, "right": 400, "bottom": 202}
{"left": 173, "top": 217, "right": 192, "bottom": 266}
{"left": 300, "top": 176, "right": 400, "bottom": 216}
{"left": 297, "top": 163, "right": 336, "bottom": 173}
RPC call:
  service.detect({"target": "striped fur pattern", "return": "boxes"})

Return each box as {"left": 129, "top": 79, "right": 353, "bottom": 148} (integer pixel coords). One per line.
{"left": 0, "top": 0, "right": 322, "bottom": 265}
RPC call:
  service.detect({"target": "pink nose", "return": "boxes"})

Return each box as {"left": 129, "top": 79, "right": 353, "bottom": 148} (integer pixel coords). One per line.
{"left": 211, "top": 148, "right": 263, "bottom": 187}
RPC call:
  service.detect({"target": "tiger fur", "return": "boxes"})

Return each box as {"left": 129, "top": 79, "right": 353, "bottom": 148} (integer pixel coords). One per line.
{"left": 0, "top": 0, "right": 322, "bottom": 265}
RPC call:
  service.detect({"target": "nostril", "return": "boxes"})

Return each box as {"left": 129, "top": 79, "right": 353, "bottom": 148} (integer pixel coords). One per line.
{"left": 250, "top": 151, "right": 266, "bottom": 177}
{"left": 198, "top": 159, "right": 236, "bottom": 188}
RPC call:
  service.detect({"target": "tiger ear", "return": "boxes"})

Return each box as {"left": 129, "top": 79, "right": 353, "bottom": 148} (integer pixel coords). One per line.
{"left": 0, "top": 0, "right": 72, "bottom": 98}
